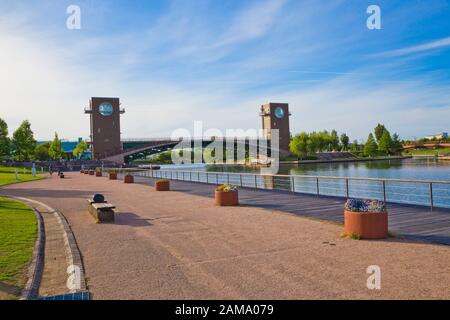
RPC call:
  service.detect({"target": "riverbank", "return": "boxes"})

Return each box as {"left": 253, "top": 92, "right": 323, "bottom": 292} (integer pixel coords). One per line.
{"left": 280, "top": 155, "right": 412, "bottom": 165}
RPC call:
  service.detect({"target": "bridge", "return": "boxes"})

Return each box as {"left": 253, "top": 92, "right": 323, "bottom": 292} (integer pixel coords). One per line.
{"left": 103, "top": 138, "right": 277, "bottom": 164}
{"left": 402, "top": 142, "right": 450, "bottom": 150}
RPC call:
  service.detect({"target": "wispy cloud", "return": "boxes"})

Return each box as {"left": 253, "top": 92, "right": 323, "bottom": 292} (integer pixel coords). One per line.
{"left": 378, "top": 36, "right": 450, "bottom": 57}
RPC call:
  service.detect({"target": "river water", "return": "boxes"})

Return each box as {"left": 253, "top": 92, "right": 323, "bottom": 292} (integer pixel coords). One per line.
{"left": 158, "top": 158, "right": 450, "bottom": 208}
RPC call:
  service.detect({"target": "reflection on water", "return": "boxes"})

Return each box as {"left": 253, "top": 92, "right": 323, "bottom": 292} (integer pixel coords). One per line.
{"left": 157, "top": 158, "right": 450, "bottom": 208}
{"left": 206, "top": 158, "right": 450, "bottom": 181}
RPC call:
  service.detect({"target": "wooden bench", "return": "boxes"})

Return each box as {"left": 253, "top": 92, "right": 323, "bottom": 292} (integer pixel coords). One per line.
{"left": 87, "top": 199, "right": 116, "bottom": 223}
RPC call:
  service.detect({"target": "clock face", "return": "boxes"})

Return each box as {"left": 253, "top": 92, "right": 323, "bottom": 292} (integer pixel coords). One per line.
{"left": 274, "top": 107, "right": 285, "bottom": 119}
{"left": 99, "top": 102, "right": 113, "bottom": 116}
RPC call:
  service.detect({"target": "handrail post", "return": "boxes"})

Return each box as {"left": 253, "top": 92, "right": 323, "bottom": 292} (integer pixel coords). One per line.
{"left": 216, "top": 174, "right": 219, "bottom": 185}
{"left": 227, "top": 174, "right": 230, "bottom": 184}
{"left": 291, "top": 176, "right": 295, "bottom": 192}
{"left": 383, "top": 181, "right": 386, "bottom": 202}
{"left": 206, "top": 173, "right": 209, "bottom": 184}
{"left": 254, "top": 175, "right": 257, "bottom": 189}
{"left": 430, "top": 182, "right": 434, "bottom": 211}
{"left": 346, "top": 179, "right": 349, "bottom": 198}
{"left": 316, "top": 178, "right": 320, "bottom": 197}
{"left": 240, "top": 174, "right": 243, "bottom": 187}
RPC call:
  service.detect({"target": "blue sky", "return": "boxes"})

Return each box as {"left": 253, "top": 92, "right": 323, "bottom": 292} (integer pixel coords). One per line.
{"left": 1, "top": 0, "right": 449, "bottom": 141}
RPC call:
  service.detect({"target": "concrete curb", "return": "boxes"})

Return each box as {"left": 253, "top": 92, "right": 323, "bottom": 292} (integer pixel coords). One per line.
{"left": 4, "top": 196, "right": 88, "bottom": 297}
{"left": 21, "top": 207, "right": 45, "bottom": 300}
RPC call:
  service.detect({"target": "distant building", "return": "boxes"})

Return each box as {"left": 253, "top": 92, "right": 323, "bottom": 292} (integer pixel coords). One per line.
{"left": 424, "top": 132, "right": 448, "bottom": 140}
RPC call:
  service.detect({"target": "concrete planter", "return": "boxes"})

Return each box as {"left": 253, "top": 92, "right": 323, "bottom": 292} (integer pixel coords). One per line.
{"left": 344, "top": 210, "right": 388, "bottom": 239}
{"left": 124, "top": 174, "right": 134, "bottom": 184}
{"left": 88, "top": 170, "right": 95, "bottom": 176}
{"left": 95, "top": 171, "right": 102, "bottom": 177}
{"left": 215, "top": 190, "right": 239, "bottom": 206}
{"left": 109, "top": 172, "right": 117, "bottom": 180}
{"left": 155, "top": 180, "right": 170, "bottom": 191}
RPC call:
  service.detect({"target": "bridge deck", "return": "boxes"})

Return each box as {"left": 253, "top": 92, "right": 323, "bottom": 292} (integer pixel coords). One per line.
{"left": 132, "top": 174, "right": 450, "bottom": 245}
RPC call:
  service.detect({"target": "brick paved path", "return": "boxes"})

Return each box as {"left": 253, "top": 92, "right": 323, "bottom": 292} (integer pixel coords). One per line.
{"left": 2, "top": 173, "right": 449, "bottom": 299}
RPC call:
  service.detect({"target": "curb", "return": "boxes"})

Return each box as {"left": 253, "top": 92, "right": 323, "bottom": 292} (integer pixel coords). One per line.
{"left": 4, "top": 196, "right": 88, "bottom": 297}
{"left": 20, "top": 207, "right": 45, "bottom": 300}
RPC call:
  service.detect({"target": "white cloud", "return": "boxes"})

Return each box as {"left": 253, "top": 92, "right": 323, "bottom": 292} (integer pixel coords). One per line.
{"left": 378, "top": 36, "right": 450, "bottom": 57}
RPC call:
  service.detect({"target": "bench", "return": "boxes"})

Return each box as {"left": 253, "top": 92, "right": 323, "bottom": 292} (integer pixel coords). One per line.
{"left": 87, "top": 199, "right": 116, "bottom": 223}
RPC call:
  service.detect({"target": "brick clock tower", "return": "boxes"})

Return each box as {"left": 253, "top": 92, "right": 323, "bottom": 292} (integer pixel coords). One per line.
{"left": 260, "top": 102, "right": 291, "bottom": 155}
{"left": 85, "top": 97, "right": 125, "bottom": 160}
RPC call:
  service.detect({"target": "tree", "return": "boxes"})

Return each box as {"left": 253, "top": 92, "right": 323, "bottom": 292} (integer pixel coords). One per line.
{"left": 351, "top": 139, "right": 359, "bottom": 152}
{"left": 364, "top": 133, "right": 378, "bottom": 157}
{"left": 73, "top": 140, "right": 88, "bottom": 159}
{"left": 374, "top": 123, "right": 387, "bottom": 142}
{"left": 35, "top": 142, "right": 51, "bottom": 161}
{"left": 289, "top": 132, "right": 309, "bottom": 159}
{"left": 340, "top": 133, "right": 350, "bottom": 151}
{"left": 48, "top": 132, "right": 64, "bottom": 160}
{"left": 378, "top": 130, "right": 393, "bottom": 155}
{"left": 391, "top": 133, "right": 403, "bottom": 154}
{"left": 330, "top": 130, "right": 340, "bottom": 151}
{"left": 12, "top": 120, "right": 36, "bottom": 160}
{"left": 0, "top": 118, "right": 10, "bottom": 159}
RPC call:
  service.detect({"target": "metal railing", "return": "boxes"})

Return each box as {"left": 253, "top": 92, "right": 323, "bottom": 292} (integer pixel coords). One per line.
{"left": 124, "top": 169, "right": 450, "bottom": 210}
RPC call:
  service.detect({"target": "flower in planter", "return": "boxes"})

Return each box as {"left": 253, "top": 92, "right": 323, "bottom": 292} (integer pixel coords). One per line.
{"left": 345, "top": 198, "right": 386, "bottom": 213}
{"left": 216, "top": 184, "right": 237, "bottom": 192}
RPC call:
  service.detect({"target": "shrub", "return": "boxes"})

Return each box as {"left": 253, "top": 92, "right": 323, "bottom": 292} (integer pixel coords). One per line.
{"left": 345, "top": 198, "right": 386, "bottom": 213}
{"left": 157, "top": 179, "right": 169, "bottom": 183}
{"left": 215, "top": 184, "right": 237, "bottom": 192}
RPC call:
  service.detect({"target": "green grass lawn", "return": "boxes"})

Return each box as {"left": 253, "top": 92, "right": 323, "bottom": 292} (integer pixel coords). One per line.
{"left": 0, "top": 197, "right": 37, "bottom": 300}
{"left": 403, "top": 147, "right": 450, "bottom": 156}
{"left": 0, "top": 166, "right": 43, "bottom": 186}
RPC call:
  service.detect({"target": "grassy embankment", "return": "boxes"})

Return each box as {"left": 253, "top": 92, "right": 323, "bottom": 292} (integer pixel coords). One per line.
{"left": 0, "top": 197, "right": 37, "bottom": 300}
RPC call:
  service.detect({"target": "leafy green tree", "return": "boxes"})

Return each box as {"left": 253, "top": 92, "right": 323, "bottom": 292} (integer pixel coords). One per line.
{"left": 35, "top": 142, "right": 51, "bottom": 161}
{"left": 289, "top": 132, "right": 309, "bottom": 159}
{"left": 48, "top": 132, "right": 64, "bottom": 160}
{"left": 330, "top": 130, "right": 340, "bottom": 151}
{"left": 307, "top": 132, "right": 320, "bottom": 154}
{"left": 0, "top": 117, "right": 11, "bottom": 159}
{"left": 378, "top": 130, "right": 393, "bottom": 154}
{"left": 364, "top": 133, "right": 378, "bottom": 157}
{"left": 73, "top": 140, "right": 88, "bottom": 159}
{"left": 391, "top": 133, "right": 403, "bottom": 154}
{"left": 351, "top": 139, "right": 359, "bottom": 152}
{"left": 12, "top": 120, "right": 36, "bottom": 160}
{"left": 374, "top": 123, "right": 387, "bottom": 142}
{"left": 340, "top": 133, "right": 350, "bottom": 151}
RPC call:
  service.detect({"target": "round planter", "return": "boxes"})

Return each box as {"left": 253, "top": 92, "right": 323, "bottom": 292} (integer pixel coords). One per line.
{"left": 215, "top": 190, "right": 239, "bottom": 206}
{"left": 84, "top": 170, "right": 89, "bottom": 174}
{"left": 80, "top": 170, "right": 84, "bottom": 174}
{"left": 124, "top": 175, "right": 134, "bottom": 184}
{"left": 344, "top": 210, "right": 388, "bottom": 239}
{"left": 109, "top": 173, "right": 117, "bottom": 180}
{"left": 88, "top": 170, "right": 95, "bottom": 176}
{"left": 95, "top": 171, "right": 102, "bottom": 177}
{"left": 155, "top": 180, "right": 170, "bottom": 191}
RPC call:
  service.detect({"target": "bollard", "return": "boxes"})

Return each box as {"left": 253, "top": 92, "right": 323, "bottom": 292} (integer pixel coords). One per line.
{"left": 15, "top": 168, "right": 19, "bottom": 180}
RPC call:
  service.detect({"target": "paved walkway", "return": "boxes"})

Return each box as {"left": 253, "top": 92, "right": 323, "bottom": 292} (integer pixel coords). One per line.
{"left": 1, "top": 173, "right": 449, "bottom": 299}
{"left": 131, "top": 174, "right": 450, "bottom": 245}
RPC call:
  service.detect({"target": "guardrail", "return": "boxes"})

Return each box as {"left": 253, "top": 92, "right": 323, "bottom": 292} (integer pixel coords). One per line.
{"left": 112, "top": 168, "right": 450, "bottom": 210}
